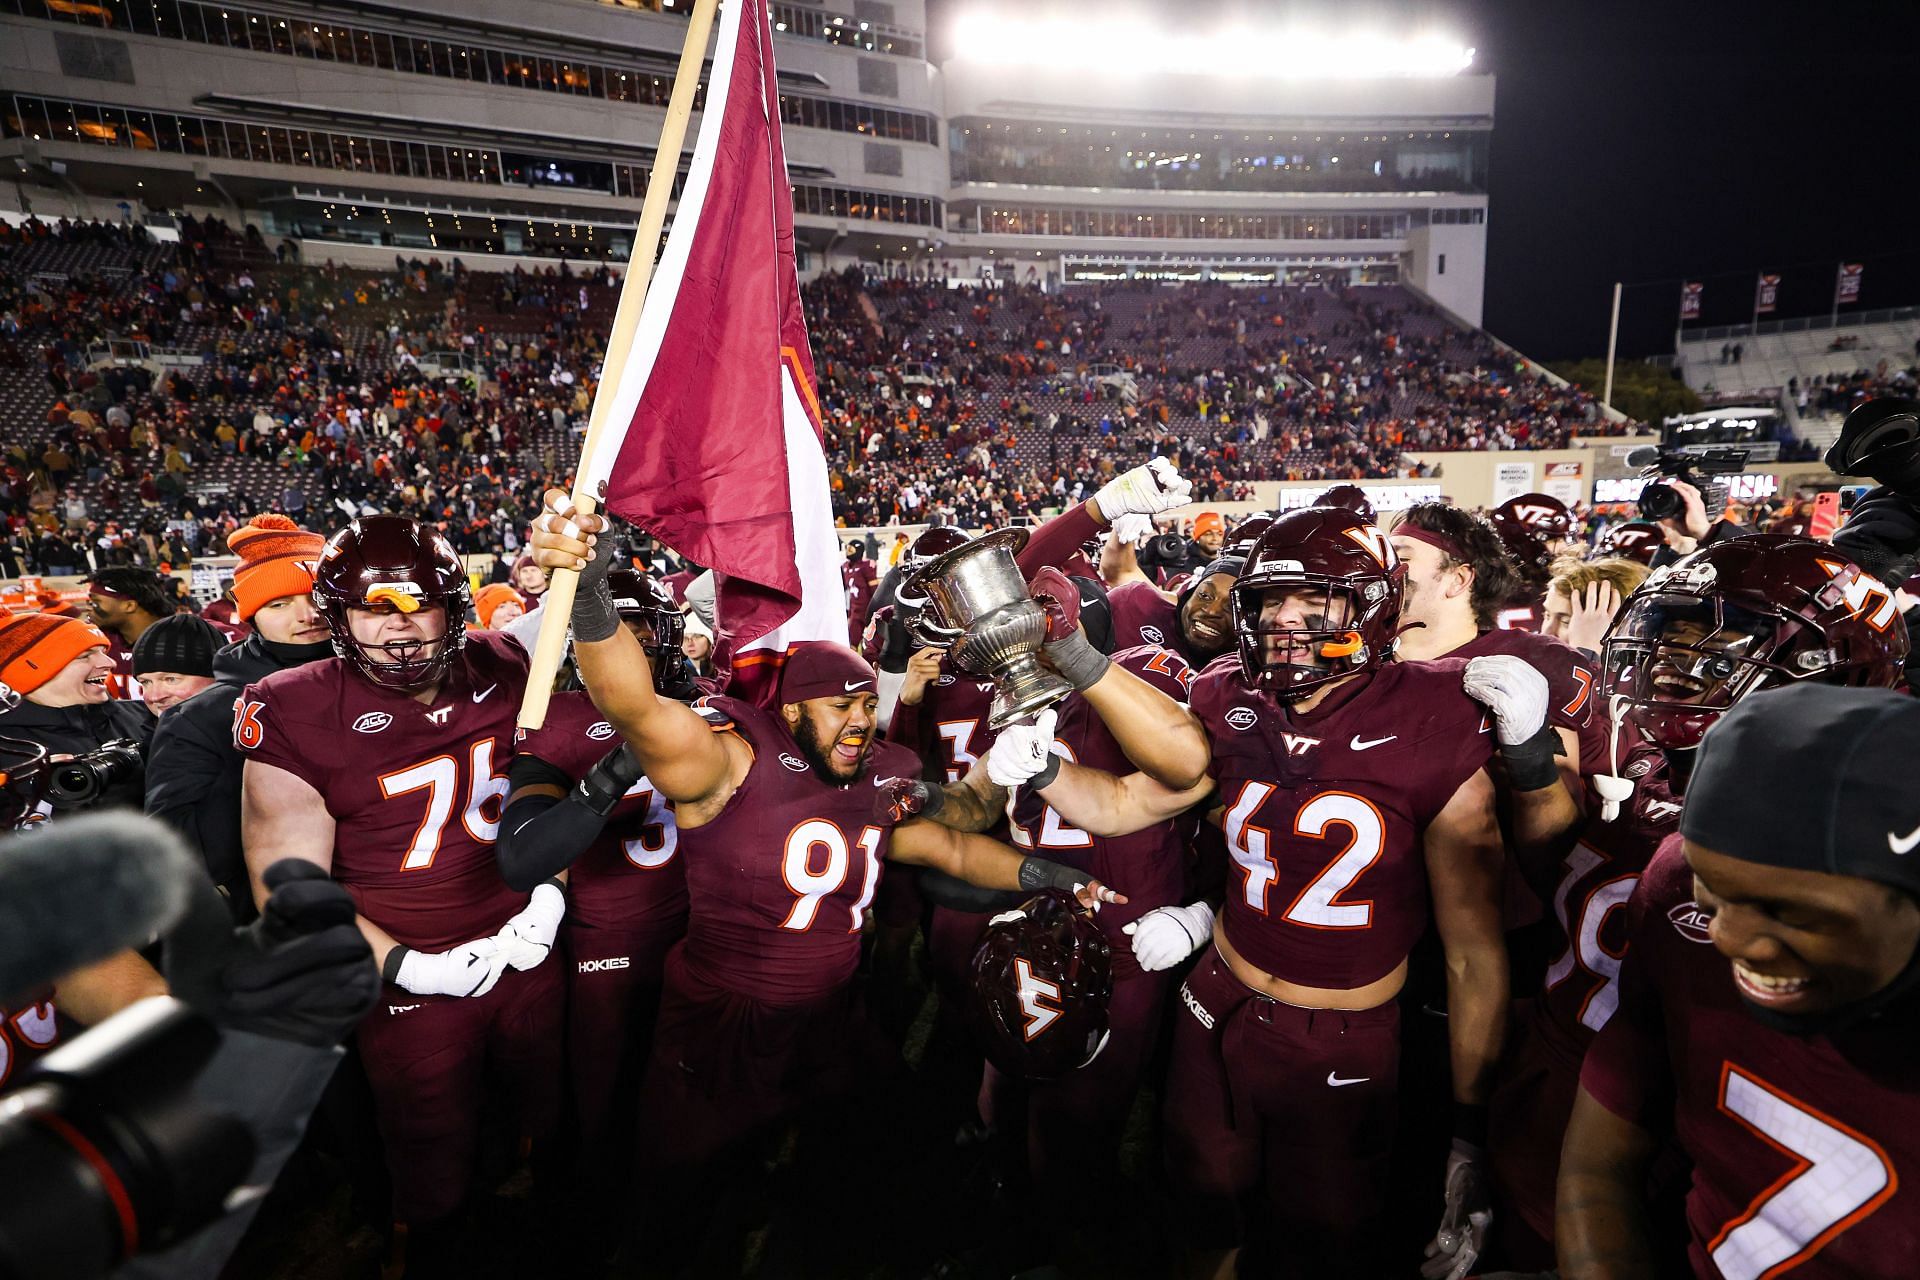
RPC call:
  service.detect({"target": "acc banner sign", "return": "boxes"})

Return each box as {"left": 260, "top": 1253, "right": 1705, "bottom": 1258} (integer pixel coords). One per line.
{"left": 1679, "top": 281, "right": 1703, "bottom": 321}
{"left": 1836, "top": 263, "right": 1863, "bottom": 306}
{"left": 1754, "top": 273, "right": 1781, "bottom": 315}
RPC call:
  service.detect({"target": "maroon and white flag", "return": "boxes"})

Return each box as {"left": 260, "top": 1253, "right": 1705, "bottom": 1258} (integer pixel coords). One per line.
{"left": 1836, "top": 262, "right": 1863, "bottom": 306}
{"left": 1679, "top": 281, "right": 1703, "bottom": 321}
{"left": 1754, "top": 273, "right": 1781, "bottom": 315}
{"left": 583, "top": 0, "right": 842, "bottom": 705}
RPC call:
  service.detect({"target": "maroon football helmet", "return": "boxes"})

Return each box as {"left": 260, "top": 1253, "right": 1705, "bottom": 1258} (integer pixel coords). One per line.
{"left": 1602, "top": 536, "right": 1909, "bottom": 760}
{"left": 1221, "top": 514, "right": 1273, "bottom": 560}
{"left": 0, "top": 735, "right": 50, "bottom": 829}
{"left": 1491, "top": 493, "right": 1575, "bottom": 580}
{"left": 607, "top": 569, "right": 685, "bottom": 669}
{"left": 1597, "top": 521, "right": 1665, "bottom": 567}
{"left": 1318, "top": 484, "right": 1378, "bottom": 525}
{"left": 314, "top": 514, "right": 470, "bottom": 692}
{"left": 968, "top": 890, "right": 1113, "bottom": 1081}
{"left": 1229, "top": 506, "right": 1403, "bottom": 701}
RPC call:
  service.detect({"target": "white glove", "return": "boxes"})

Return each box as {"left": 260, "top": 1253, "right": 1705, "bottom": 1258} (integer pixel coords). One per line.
{"left": 1109, "top": 512, "right": 1155, "bottom": 549}
{"left": 986, "top": 709, "right": 1059, "bottom": 788}
{"left": 1123, "top": 902, "right": 1214, "bottom": 971}
{"left": 395, "top": 938, "right": 509, "bottom": 998}
{"left": 1421, "top": 1140, "right": 1493, "bottom": 1279}
{"left": 494, "top": 882, "right": 566, "bottom": 971}
{"left": 1094, "top": 457, "right": 1193, "bottom": 520}
{"left": 1462, "top": 654, "right": 1550, "bottom": 748}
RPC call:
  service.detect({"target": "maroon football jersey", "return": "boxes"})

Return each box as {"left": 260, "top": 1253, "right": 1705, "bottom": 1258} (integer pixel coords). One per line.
{"left": 842, "top": 558, "right": 878, "bottom": 641}
{"left": 1192, "top": 659, "right": 1493, "bottom": 990}
{"left": 887, "top": 658, "right": 1002, "bottom": 784}
{"left": 0, "top": 997, "right": 58, "bottom": 1090}
{"left": 515, "top": 690, "right": 688, "bottom": 934}
{"left": 678, "top": 695, "right": 923, "bottom": 1002}
{"left": 1452, "top": 626, "right": 1604, "bottom": 778}
{"left": 1107, "top": 580, "right": 1180, "bottom": 653}
{"left": 1495, "top": 585, "right": 1547, "bottom": 634}
{"left": 237, "top": 631, "right": 531, "bottom": 952}
{"left": 1527, "top": 750, "right": 1680, "bottom": 1071}
{"left": 1009, "top": 645, "right": 1196, "bottom": 976}
{"left": 1583, "top": 841, "right": 1920, "bottom": 1278}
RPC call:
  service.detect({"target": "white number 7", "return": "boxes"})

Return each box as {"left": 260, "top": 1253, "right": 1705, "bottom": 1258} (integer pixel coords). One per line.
{"left": 378, "top": 740, "right": 511, "bottom": 871}
{"left": 1710, "top": 1064, "right": 1894, "bottom": 1280}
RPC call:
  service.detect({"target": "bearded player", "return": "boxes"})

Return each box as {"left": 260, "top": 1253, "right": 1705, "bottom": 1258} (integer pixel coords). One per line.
{"left": 990, "top": 505, "right": 1573, "bottom": 1278}
{"left": 1559, "top": 686, "right": 1920, "bottom": 1279}
{"left": 238, "top": 515, "right": 563, "bottom": 1275}
{"left": 1487, "top": 536, "right": 1909, "bottom": 1268}
{"left": 526, "top": 491, "right": 1126, "bottom": 1264}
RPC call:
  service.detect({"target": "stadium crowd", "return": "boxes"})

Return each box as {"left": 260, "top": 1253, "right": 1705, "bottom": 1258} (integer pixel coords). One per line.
{"left": 6, "top": 217, "right": 1635, "bottom": 568}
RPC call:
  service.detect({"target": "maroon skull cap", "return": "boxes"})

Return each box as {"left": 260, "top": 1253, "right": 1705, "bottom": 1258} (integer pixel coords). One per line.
{"left": 779, "top": 640, "right": 879, "bottom": 704}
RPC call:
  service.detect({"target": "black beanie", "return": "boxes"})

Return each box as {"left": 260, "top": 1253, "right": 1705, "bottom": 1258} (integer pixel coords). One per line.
{"left": 132, "top": 615, "right": 222, "bottom": 679}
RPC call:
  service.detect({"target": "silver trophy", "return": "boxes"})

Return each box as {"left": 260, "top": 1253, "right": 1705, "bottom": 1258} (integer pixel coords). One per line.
{"left": 903, "top": 527, "right": 1074, "bottom": 730}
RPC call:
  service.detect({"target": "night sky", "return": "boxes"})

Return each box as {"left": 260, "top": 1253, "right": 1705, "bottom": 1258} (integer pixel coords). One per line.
{"left": 924, "top": 0, "right": 1920, "bottom": 360}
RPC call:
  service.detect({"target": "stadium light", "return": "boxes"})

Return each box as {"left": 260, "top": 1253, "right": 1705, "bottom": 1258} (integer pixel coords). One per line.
{"left": 949, "top": 13, "right": 1474, "bottom": 78}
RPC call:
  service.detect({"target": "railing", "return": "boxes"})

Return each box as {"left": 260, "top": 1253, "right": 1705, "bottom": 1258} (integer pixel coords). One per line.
{"left": 1681, "top": 304, "right": 1920, "bottom": 345}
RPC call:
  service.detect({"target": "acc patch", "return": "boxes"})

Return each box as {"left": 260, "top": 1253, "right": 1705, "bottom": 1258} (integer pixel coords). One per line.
{"left": 352, "top": 711, "right": 394, "bottom": 734}
{"left": 1224, "top": 707, "right": 1258, "bottom": 731}
{"left": 587, "top": 721, "right": 616, "bottom": 741}
{"left": 936, "top": 675, "right": 955, "bottom": 687}
{"left": 1667, "top": 902, "right": 1714, "bottom": 943}
{"left": 1625, "top": 757, "right": 1655, "bottom": 779}
{"left": 1139, "top": 625, "right": 1165, "bottom": 645}
{"left": 779, "top": 753, "right": 810, "bottom": 773}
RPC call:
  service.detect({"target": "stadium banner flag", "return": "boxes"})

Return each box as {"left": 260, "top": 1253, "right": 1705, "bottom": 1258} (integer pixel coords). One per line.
{"left": 578, "top": 0, "right": 841, "bottom": 708}
{"left": 1679, "top": 281, "right": 1703, "bottom": 321}
{"left": 1836, "top": 263, "right": 1863, "bottom": 306}
{"left": 1754, "top": 272, "right": 1781, "bottom": 316}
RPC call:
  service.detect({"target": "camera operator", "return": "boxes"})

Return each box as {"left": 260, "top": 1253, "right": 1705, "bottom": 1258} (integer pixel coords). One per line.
{"left": 145, "top": 515, "right": 335, "bottom": 919}
{"left": 1137, "top": 510, "right": 1220, "bottom": 583}
{"left": 1644, "top": 477, "right": 1753, "bottom": 567}
{"left": 0, "top": 609, "right": 151, "bottom": 813}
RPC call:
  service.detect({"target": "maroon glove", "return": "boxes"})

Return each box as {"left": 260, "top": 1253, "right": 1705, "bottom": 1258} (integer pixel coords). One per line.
{"left": 875, "top": 776, "right": 945, "bottom": 825}
{"left": 1028, "top": 566, "right": 1082, "bottom": 644}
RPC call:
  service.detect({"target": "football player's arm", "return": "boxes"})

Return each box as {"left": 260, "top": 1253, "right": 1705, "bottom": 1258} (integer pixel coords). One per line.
{"left": 1074, "top": 662, "right": 1210, "bottom": 789}
{"left": 1555, "top": 1089, "right": 1661, "bottom": 1279}
{"left": 889, "top": 820, "right": 1124, "bottom": 907}
{"left": 494, "top": 749, "right": 630, "bottom": 891}
{"left": 1034, "top": 762, "right": 1210, "bottom": 837}
{"left": 1424, "top": 767, "right": 1509, "bottom": 1107}
{"left": 240, "top": 760, "right": 399, "bottom": 967}
{"left": 529, "top": 491, "right": 731, "bottom": 805}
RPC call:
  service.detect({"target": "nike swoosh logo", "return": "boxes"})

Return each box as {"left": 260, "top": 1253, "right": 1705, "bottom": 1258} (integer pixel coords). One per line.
{"left": 1891, "top": 822, "right": 1920, "bottom": 856}
{"left": 874, "top": 775, "right": 900, "bottom": 787}
{"left": 844, "top": 679, "right": 872, "bottom": 692}
{"left": 1349, "top": 734, "right": 1396, "bottom": 751}
{"left": 472, "top": 684, "right": 497, "bottom": 703}
{"left": 1326, "top": 1072, "right": 1370, "bottom": 1088}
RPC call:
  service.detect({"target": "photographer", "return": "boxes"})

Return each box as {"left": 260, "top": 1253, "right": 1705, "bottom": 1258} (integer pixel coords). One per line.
{"left": 1644, "top": 477, "right": 1753, "bottom": 567}
{"left": 0, "top": 609, "right": 151, "bottom": 812}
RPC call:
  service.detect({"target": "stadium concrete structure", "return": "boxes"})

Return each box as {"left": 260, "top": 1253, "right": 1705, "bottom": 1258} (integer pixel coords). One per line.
{"left": 0, "top": 0, "right": 1491, "bottom": 321}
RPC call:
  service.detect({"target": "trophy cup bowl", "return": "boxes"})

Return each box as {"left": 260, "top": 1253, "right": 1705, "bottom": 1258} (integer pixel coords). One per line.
{"left": 903, "top": 527, "right": 1074, "bottom": 730}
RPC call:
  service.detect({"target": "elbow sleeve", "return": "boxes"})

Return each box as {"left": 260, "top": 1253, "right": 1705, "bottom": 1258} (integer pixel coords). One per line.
{"left": 495, "top": 792, "right": 603, "bottom": 891}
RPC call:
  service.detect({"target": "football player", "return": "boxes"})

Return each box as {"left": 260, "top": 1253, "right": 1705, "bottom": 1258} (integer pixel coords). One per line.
{"left": 1392, "top": 500, "right": 1602, "bottom": 814}
{"left": 1490, "top": 493, "right": 1581, "bottom": 632}
{"left": 237, "top": 515, "right": 563, "bottom": 1271}
{"left": 526, "top": 491, "right": 1131, "bottom": 1263}
{"left": 1558, "top": 686, "right": 1920, "bottom": 1279}
{"left": 911, "top": 567, "right": 1202, "bottom": 1263}
{"left": 1488, "top": 536, "right": 1909, "bottom": 1268}
{"left": 988, "top": 506, "right": 1570, "bottom": 1278}
{"left": 494, "top": 569, "right": 700, "bottom": 1226}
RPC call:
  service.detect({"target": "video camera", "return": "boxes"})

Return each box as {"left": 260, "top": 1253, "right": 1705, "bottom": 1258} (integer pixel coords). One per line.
{"left": 45, "top": 741, "right": 144, "bottom": 810}
{"left": 1624, "top": 445, "right": 1749, "bottom": 523}
{"left": 1135, "top": 530, "right": 1193, "bottom": 576}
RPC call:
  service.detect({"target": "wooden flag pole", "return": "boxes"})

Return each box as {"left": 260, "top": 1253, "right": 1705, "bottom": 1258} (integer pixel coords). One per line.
{"left": 518, "top": 0, "right": 723, "bottom": 731}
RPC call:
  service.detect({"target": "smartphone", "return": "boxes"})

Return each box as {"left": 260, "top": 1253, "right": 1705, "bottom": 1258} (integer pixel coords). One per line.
{"left": 1808, "top": 491, "right": 1842, "bottom": 541}
{"left": 1838, "top": 484, "right": 1872, "bottom": 512}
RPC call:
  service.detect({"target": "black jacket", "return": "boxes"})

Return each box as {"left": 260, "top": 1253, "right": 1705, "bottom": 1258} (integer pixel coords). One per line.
{"left": 145, "top": 635, "right": 321, "bottom": 915}
{"left": 0, "top": 696, "right": 153, "bottom": 811}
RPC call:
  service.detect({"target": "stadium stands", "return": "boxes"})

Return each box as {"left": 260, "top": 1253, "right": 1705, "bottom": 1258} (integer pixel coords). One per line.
{"left": 4, "top": 215, "right": 1635, "bottom": 573}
